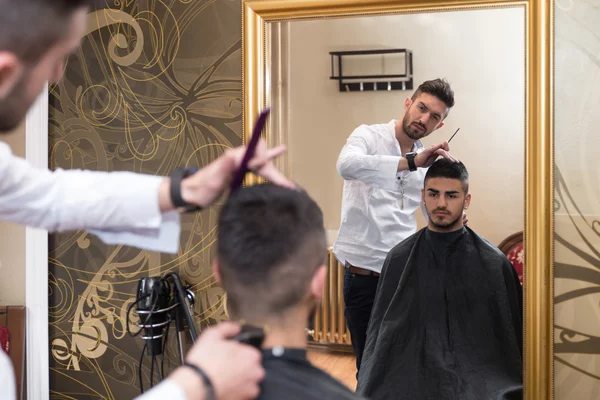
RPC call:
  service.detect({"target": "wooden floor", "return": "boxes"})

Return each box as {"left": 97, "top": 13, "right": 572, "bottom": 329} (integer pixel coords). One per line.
{"left": 307, "top": 349, "right": 357, "bottom": 391}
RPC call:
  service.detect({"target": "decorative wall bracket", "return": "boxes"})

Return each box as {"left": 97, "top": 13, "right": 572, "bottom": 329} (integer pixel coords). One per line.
{"left": 329, "top": 48, "right": 413, "bottom": 92}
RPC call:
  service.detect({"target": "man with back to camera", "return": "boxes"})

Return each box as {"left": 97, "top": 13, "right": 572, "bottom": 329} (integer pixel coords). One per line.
{"left": 357, "top": 158, "right": 523, "bottom": 400}
{"left": 213, "top": 183, "right": 367, "bottom": 400}
{"left": 0, "top": 1, "right": 294, "bottom": 399}
{"left": 334, "top": 78, "right": 466, "bottom": 375}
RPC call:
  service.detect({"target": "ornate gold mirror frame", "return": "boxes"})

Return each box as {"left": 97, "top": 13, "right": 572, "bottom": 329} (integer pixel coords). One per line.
{"left": 242, "top": 0, "right": 554, "bottom": 399}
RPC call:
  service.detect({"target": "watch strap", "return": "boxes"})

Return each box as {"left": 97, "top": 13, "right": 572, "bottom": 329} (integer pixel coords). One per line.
{"left": 406, "top": 153, "right": 417, "bottom": 172}
{"left": 170, "top": 167, "right": 202, "bottom": 212}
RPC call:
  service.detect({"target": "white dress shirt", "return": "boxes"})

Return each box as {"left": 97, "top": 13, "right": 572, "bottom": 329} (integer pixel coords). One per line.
{"left": 333, "top": 120, "right": 427, "bottom": 273}
{"left": 0, "top": 141, "right": 180, "bottom": 254}
{"left": 0, "top": 350, "right": 16, "bottom": 400}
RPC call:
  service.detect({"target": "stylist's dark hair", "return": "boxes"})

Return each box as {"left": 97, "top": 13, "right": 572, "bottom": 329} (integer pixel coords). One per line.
{"left": 217, "top": 183, "right": 327, "bottom": 320}
{"left": 412, "top": 78, "right": 455, "bottom": 109}
{"left": 0, "top": 0, "right": 107, "bottom": 63}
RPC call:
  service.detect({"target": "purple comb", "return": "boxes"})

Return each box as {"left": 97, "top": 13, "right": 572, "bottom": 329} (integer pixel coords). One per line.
{"left": 229, "top": 107, "right": 271, "bottom": 192}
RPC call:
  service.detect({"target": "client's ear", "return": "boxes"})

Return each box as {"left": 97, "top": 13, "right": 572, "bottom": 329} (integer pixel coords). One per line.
{"left": 310, "top": 265, "right": 327, "bottom": 303}
{"left": 0, "top": 53, "right": 22, "bottom": 99}
{"left": 465, "top": 193, "right": 472, "bottom": 210}
{"left": 212, "top": 258, "right": 222, "bottom": 285}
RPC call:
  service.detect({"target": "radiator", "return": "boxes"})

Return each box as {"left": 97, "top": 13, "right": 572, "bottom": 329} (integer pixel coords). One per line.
{"left": 308, "top": 247, "right": 352, "bottom": 345}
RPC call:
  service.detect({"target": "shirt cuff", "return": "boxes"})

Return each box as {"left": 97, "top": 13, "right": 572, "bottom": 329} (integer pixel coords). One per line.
{"left": 378, "top": 155, "right": 402, "bottom": 190}
{"left": 89, "top": 210, "right": 181, "bottom": 254}
{"left": 115, "top": 173, "right": 164, "bottom": 229}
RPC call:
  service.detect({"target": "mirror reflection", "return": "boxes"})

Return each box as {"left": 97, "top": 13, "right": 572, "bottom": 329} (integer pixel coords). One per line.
{"left": 267, "top": 7, "right": 525, "bottom": 399}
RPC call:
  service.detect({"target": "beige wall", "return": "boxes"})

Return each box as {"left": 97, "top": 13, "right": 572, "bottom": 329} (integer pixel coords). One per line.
{"left": 0, "top": 122, "right": 26, "bottom": 305}
{"left": 275, "top": 7, "right": 525, "bottom": 247}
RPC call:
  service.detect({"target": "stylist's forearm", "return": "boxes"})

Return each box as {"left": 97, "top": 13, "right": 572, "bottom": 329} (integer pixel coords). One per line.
{"left": 168, "top": 367, "right": 208, "bottom": 400}
{"left": 158, "top": 178, "right": 175, "bottom": 212}
{"left": 397, "top": 157, "right": 409, "bottom": 172}
{"left": 157, "top": 171, "right": 216, "bottom": 212}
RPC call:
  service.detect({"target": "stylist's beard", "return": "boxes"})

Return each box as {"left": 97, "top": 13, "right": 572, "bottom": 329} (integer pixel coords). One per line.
{"left": 402, "top": 115, "right": 427, "bottom": 140}
{"left": 0, "top": 73, "right": 35, "bottom": 133}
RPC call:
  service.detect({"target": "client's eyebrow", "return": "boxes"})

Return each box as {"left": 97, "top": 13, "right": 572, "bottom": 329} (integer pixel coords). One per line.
{"left": 427, "top": 188, "right": 460, "bottom": 195}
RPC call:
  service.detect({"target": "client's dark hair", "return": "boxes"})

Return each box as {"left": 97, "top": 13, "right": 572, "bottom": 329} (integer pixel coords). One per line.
{"left": 425, "top": 158, "right": 469, "bottom": 193}
{"left": 411, "top": 78, "right": 455, "bottom": 109}
{"left": 0, "top": 0, "right": 106, "bottom": 63}
{"left": 217, "top": 183, "right": 327, "bottom": 320}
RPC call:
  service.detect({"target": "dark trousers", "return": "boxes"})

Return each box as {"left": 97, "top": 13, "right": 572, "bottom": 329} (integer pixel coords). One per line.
{"left": 343, "top": 267, "right": 379, "bottom": 376}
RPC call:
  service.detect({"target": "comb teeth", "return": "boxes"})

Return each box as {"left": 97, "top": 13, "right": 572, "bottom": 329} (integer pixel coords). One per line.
{"left": 448, "top": 128, "right": 460, "bottom": 143}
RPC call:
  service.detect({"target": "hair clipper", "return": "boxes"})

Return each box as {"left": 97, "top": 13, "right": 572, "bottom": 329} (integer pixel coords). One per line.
{"left": 232, "top": 324, "right": 266, "bottom": 349}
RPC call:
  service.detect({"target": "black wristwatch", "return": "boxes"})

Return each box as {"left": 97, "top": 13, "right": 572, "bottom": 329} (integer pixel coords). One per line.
{"left": 169, "top": 167, "right": 203, "bottom": 212}
{"left": 405, "top": 152, "right": 418, "bottom": 172}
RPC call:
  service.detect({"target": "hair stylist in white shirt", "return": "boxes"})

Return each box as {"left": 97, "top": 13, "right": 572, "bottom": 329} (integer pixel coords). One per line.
{"left": 333, "top": 78, "right": 467, "bottom": 376}
{"left": 0, "top": 1, "right": 292, "bottom": 399}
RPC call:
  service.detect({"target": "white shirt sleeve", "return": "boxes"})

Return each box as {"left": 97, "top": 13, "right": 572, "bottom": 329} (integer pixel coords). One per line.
{"left": 133, "top": 379, "right": 188, "bottom": 400}
{"left": 0, "top": 142, "right": 180, "bottom": 253}
{"left": 336, "top": 126, "right": 401, "bottom": 191}
{"left": 0, "top": 350, "right": 16, "bottom": 400}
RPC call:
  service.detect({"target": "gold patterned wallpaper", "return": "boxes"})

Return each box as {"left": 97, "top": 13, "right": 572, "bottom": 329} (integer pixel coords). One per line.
{"left": 554, "top": 0, "right": 600, "bottom": 397}
{"left": 48, "top": 1, "right": 241, "bottom": 398}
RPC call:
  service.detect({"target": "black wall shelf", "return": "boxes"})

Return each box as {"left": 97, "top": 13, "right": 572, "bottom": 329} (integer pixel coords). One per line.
{"left": 329, "top": 49, "right": 413, "bottom": 92}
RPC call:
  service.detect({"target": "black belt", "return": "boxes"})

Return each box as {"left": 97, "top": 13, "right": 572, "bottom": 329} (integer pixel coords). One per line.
{"left": 346, "top": 263, "right": 380, "bottom": 277}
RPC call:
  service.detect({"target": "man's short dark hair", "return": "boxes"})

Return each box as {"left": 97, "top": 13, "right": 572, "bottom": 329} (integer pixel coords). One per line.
{"left": 411, "top": 78, "right": 455, "bottom": 109}
{"left": 424, "top": 158, "right": 469, "bottom": 193}
{"left": 217, "top": 183, "right": 327, "bottom": 321}
{"left": 0, "top": 0, "right": 105, "bottom": 63}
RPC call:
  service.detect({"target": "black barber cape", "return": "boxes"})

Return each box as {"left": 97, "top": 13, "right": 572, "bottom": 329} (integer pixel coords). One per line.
{"left": 258, "top": 348, "right": 365, "bottom": 399}
{"left": 357, "top": 227, "right": 523, "bottom": 400}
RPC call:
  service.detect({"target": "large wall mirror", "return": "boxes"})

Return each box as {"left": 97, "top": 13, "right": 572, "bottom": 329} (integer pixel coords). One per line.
{"left": 269, "top": 7, "right": 525, "bottom": 250}
{"left": 243, "top": 0, "right": 554, "bottom": 399}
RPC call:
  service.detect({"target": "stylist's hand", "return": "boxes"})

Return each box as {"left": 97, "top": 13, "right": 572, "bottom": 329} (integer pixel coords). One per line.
{"left": 414, "top": 141, "right": 459, "bottom": 168}
{"left": 160, "top": 138, "right": 295, "bottom": 211}
{"left": 168, "top": 322, "right": 265, "bottom": 400}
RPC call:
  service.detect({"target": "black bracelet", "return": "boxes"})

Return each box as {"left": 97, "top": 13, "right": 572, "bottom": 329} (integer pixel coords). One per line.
{"left": 182, "top": 362, "right": 215, "bottom": 400}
